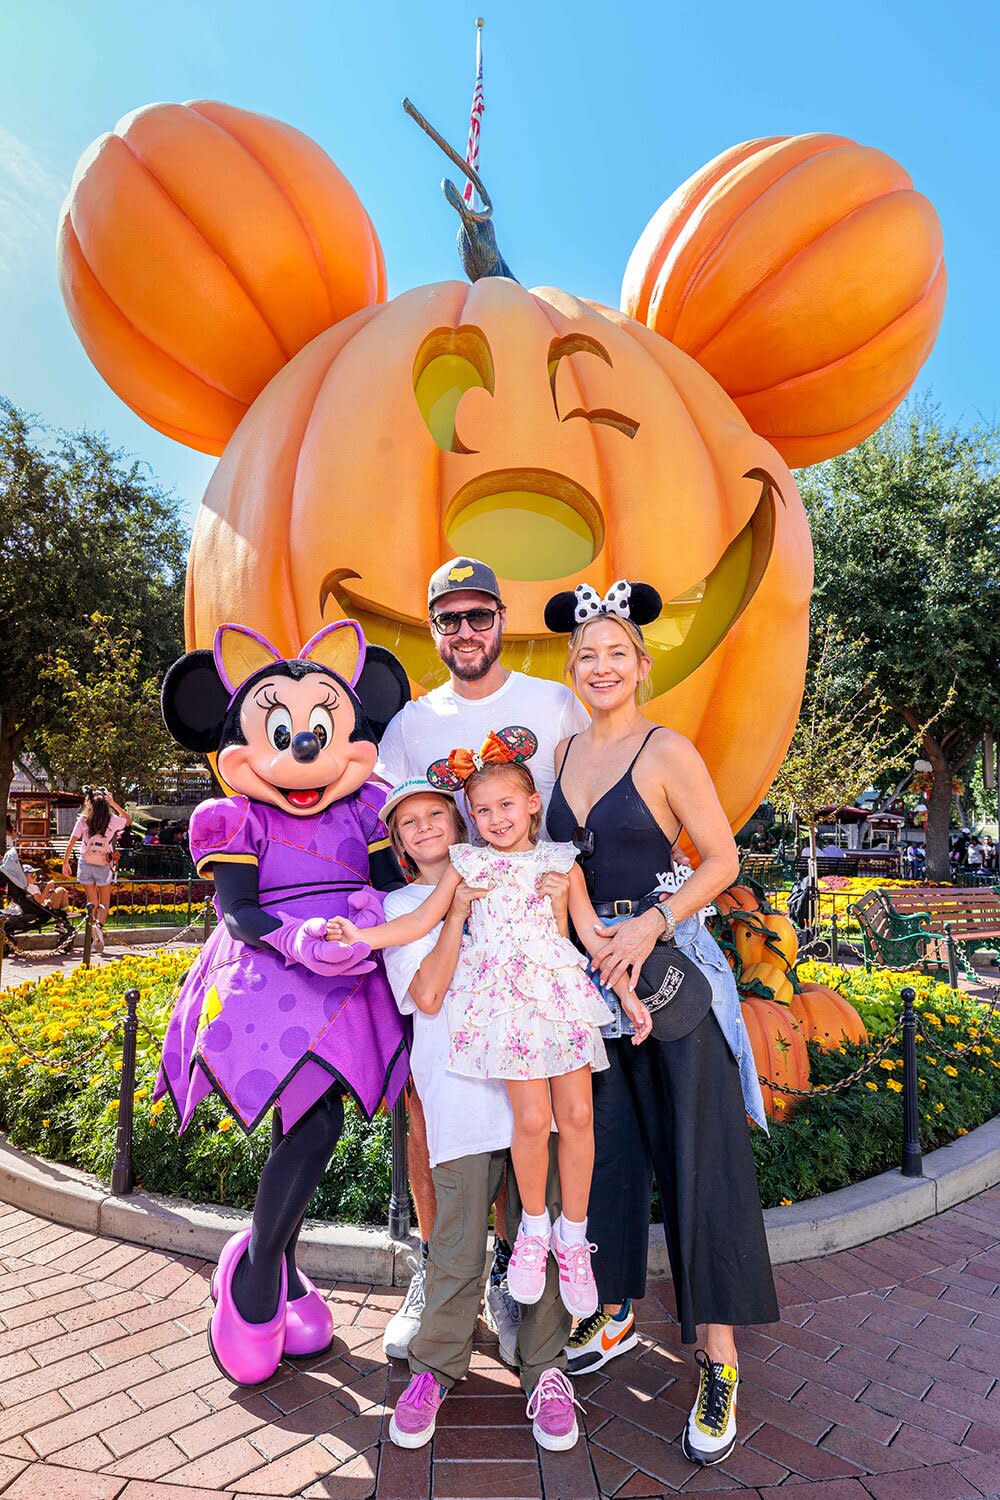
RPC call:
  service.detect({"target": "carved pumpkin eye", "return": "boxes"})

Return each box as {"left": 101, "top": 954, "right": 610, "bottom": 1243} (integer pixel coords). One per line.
{"left": 413, "top": 325, "right": 495, "bottom": 453}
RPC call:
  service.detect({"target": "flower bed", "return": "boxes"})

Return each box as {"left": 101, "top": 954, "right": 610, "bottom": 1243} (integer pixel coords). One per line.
{"left": 0, "top": 954, "right": 389, "bottom": 1224}
{"left": 1, "top": 954, "right": 997, "bottom": 1221}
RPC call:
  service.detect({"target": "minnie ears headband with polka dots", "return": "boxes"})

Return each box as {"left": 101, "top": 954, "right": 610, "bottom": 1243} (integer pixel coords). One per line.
{"left": 543, "top": 580, "right": 663, "bottom": 635}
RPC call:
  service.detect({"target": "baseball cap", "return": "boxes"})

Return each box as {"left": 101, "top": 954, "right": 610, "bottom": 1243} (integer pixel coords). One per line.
{"left": 381, "top": 777, "right": 458, "bottom": 821}
{"left": 427, "top": 557, "right": 502, "bottom": 612}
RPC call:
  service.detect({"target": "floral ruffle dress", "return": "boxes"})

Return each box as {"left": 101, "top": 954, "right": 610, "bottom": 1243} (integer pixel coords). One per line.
{"left": 446, "top": 840, "right": 609, "bottom": 1081}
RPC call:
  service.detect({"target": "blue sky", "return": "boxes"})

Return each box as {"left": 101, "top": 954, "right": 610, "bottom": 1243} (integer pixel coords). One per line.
{"left": 1, "top": 0, "right": 997, "bottom": 527}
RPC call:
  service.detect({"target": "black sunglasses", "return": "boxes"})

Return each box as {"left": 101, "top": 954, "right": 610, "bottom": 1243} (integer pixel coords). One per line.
{"left": 430, "top": 606, "right": 501, "bottom": 636}
{"left": 573, "top": 825, "right": 596, "bottom": 893}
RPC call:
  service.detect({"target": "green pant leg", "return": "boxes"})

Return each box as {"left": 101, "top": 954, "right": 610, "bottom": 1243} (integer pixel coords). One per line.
{"left": 408, "top": 1149, "right": 506, "bottom": 1390}
{"left": 505, "top": 1135, "right": 572, "bottom": 1395}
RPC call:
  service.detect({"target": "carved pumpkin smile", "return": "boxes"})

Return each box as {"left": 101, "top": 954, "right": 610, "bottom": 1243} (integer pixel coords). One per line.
{"left": 321, "top": 467, "right": 778, "bottom": 697}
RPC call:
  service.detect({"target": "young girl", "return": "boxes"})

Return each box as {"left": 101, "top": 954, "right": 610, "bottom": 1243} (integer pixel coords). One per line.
{"left": 328, "top": 730, "right": 651, "bottom": 1318}
{"left": 62, "top": 787, "right": 129, "bottom": 953}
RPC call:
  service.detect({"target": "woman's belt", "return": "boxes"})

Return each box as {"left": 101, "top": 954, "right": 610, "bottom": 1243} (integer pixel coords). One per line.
{"left": 592, "top": 894, "right": 660, "bottom": 919}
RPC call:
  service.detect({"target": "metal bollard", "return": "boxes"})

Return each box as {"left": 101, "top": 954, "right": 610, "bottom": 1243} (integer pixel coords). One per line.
{"left": 388, "top": 1093, "right": 411, "bottom": 1240}
{"left": 945, "top": 924, "right": 959, "bottom": 989}
{"left": 900, "top": 986, "right": 923, "bottom": 1178}
{"left": 830, "top": 910, "right": 839, "bottom": 964}
{"left": 202, "top": 897, "right": 213, "bottom": 943}
{"left": 82, "top": 904, "right": 94, "bottom": 967}
{"left": 111, "top": 989, "right": 140, "bottom": 1194}
{"left": 0, "top": 921, "right": 5, "bottom": 990}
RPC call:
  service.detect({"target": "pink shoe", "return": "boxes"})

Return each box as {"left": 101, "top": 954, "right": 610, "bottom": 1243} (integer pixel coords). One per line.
{"left": 209, "top": 1264, "right": 332, "bottom": 1359}
{"left": 506, "top": 1224, "right": 551, "bottom": 1306}
{"left": 551, "top": 1229, "right": 599, "bottom": 1318}
{"left": 284, "top": 1272, "right": 335, "bottom": 1358}
{"left": 208, "top": 1228, "right": 287, "bottom": 1387}
{"left": 388, "top": 1370, "right": 447, "bottom": 1448}
{"left": 526, "top": 1367, "right": 582, "bottom": 1451}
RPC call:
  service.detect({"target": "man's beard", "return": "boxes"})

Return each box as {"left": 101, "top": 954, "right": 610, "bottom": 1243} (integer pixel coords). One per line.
{"left": 441, "top": 633, "right": 503, "bottom": 682}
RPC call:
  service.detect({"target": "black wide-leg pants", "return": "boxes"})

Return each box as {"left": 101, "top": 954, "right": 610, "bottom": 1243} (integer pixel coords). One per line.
{"left": 589, "top": 1012, "right": 779, "bottom": 1344}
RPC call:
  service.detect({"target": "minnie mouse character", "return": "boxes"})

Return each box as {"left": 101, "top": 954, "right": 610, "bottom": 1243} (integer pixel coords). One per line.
{"left": 155, "top": 619, "right": 411, "bottom": 1386}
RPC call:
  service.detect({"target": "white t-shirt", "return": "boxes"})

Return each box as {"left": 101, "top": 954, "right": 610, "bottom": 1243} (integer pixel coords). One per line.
{"left": 382, "top": 882, "right": 513, "bottom": 1169}
{"left": 377, "top": 671, "right": 589, "bottom": 816}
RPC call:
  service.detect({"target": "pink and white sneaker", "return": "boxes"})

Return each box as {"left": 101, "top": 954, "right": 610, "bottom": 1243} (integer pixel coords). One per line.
{"left": 526, "top": 1367, "right": 583, "bottom": 1451}
{"left": 506, "top": 1224, "right": 550, "bottom": 1306}
{"left": 552, "top": 1229, "right": 599, "bottom": 1318}
{"left": 388, "top": 1370, "right": 446, "bottom": 1449}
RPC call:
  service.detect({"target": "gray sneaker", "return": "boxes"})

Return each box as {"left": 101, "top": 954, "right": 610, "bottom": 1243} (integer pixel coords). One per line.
{"left": 383, "top": 1253, "right": 427, "bottom": 1360}
{"left": 91, "top": 923, "right": 105, "bottom": 955}
{"left": 483, "top": 1274, "right": 521, "bottom": 1367}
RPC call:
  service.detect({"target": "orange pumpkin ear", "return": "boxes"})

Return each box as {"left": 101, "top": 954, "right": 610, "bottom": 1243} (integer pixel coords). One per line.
{"left": 213, "top": 625, "right": 283, "bottom": 694}
{"left": 299, "top": 621, "right": 365, "bottom": 687}
{"left": 57, "top": 99, "right": 386, "bottom": 456}
{"left": 622, "top": 133, "right": 945, "bottom": 466}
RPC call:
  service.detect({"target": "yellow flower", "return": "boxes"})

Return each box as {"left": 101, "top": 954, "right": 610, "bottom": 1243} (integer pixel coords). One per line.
{"left": 779, "top": 1197, "right": 793, "bottom": 1207}
{"left": 926, "top": 1057, "right": 937, "bottom": 1066}
{"left": 924, "top": 1013, "right": 942, "bottom": 1027}
{"left": 217, "top": 1116, "right": 234, "bottom": 1133}
{"left": 150, "top": 1098, "right": 166, "bottom": 1117}
{"left": 944, "top": 1065, "right": 958, "bottom": 1078}
{"left": 957, "top": 1127, "right": 968, "bottom": 1136}
{"left": 133, "top": 1087, "right": 149, "bottom": 1102}
{"left": 865, "top": 1081, "right": 879, "bottom": 1091}
{"left": 878, "top": 1059, "right": 896, "bottom": 1071}
{"left": 935, "top": 1101, "right": 945, "bottom": 1113}
{"left": 42, "top": 1118, "right": 50, "bottom": 1127}
{"left": 944, "top": 1014, "right": 960, "bottom": 1026}
{"left": 886, "top": 1079, "right": 903, "bottom": 1093}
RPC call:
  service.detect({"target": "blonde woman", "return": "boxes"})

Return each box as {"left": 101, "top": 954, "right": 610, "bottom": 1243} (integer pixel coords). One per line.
{"left": 544, "top": 580, "right": 777, "bottom": 1470}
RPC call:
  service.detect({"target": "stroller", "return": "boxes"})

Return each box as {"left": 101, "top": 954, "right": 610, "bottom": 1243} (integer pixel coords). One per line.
{"left": 787, "top": 872, "right": 832, "bottom": 960}
{"left": 0, "top": 849, "right": 75, "bottom": 956}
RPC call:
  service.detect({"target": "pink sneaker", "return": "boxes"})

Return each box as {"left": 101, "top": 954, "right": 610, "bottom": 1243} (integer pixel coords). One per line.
{"left": 552, "top": 1229, "right": 599, "bottom": 1318}
{"left": 526, "top": 1367, "right": 582, "bottom": 1451}
{"left": 506, "top": 1224, "right": 550, "bottom": 1306}
{"left": 388, "top": 1370, "right": 447, "bottom": 1448}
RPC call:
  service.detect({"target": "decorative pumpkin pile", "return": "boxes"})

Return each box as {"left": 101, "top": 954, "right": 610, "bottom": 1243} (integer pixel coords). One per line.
{"left": 711, "top": 881, "right": 869, "bottom": 1120}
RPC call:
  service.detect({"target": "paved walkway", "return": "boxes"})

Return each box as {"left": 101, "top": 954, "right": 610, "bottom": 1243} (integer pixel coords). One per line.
{"left": 0, "top": 1195, "right": 999, "bottom": 1498}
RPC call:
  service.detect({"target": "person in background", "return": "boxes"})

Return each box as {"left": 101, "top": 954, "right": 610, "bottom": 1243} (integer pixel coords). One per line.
{"left": 62, "top": 788, "right": 129, "bottom": 954}
{"left": 4, "top": 814, "right": 14, "bottom": 851}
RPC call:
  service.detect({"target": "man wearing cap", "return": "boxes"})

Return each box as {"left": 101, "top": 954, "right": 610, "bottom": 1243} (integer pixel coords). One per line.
{"left": 377, "top": 557, "right": 589, "bottom": 1362}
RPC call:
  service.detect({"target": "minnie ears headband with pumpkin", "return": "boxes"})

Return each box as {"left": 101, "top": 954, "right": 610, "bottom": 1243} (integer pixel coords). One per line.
{"left": 543, "top": 580, "right": 663, "bottom": 636}
{"left": 427, "top": 727, "right": 539, "bottom": 793}
{"left": 161, "top": 621, "right": 410, "bottom": 753}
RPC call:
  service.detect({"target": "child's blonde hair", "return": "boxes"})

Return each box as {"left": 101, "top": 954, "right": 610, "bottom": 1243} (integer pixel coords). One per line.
{"left": 565, "top": 615, "right": 653, "bottom": 705}
{"left": 464, "top": 763, "right": 543, "bottom": 844}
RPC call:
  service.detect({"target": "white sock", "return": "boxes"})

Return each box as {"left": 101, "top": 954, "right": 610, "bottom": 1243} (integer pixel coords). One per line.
{"left": 521, "top": 1210, "right": 551, "bottom": 1240}
{"left": 556, "top": 1213, "right": 587, "bottom": 1246}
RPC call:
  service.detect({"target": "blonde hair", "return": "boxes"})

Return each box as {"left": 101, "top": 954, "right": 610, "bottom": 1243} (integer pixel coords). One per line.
{"left": 388, "top": 796, "right": 468, "bottom": 880}
{"left": 464, "top": 763, "right": 543, "bottom": 844}
{"left": 565, "top": 615, "right": 653, "bottom": 705}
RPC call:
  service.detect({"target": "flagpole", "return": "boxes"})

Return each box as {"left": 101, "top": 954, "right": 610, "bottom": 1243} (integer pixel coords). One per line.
{"left": 463, "top": 18, "right": 485, "bottom": 207}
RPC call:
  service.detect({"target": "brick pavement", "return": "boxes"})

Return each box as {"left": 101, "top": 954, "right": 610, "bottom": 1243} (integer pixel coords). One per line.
{"left": 0, "top": 1195, "right": 999, "bottom": 1498}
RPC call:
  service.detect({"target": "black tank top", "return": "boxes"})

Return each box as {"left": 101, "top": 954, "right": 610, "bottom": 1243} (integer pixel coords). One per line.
{"left": 546, "top": 728, "right": 677, "bottom": 903}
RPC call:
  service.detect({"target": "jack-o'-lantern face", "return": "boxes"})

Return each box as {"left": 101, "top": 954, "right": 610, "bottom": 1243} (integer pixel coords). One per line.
{"left": 187, "top": 278, "right": 813, "bottom": 833}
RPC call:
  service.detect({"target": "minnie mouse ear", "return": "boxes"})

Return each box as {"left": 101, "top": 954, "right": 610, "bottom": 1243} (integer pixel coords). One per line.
{"left": 426, "top": 758, "right": 464, "bottom": 793}
{"left": 354, "top": 646, "right": 411, "bottom": 742}
{"left": 543, "top": 591, "right": 580, "bottom": 635}
{"left": 628, "top": 583, "right": 663, "bottom": 626}
{"left": 161, "top": 651, "right": 230, "bottom": 753}
{"left": 497, "top": 727, "right": 539, "bottom": 764}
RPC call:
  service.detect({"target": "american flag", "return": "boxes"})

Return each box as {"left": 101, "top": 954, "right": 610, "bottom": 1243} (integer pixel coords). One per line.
{"left": 463, "top": 21, "right": 485, "bottom": 206}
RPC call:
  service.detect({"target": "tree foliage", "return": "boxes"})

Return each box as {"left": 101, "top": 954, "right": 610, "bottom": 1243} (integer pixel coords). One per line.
{"left": 36, "top": 614, "right": 185, "bottom": 802}
{"left": 799, "top": 400, "right": 1000, "bottom": 878}
{"left": 0, "top": 399, "right": 188, "bottom": 815}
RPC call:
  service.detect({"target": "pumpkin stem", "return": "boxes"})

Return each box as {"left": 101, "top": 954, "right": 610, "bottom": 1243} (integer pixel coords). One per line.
{"left": 403, "top": 97, "right": 516, "bottom": 283}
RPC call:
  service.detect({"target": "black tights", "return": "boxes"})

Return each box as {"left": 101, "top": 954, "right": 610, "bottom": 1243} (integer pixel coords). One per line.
{"left": 231, "top": 1088, "right": 345, "bottom": 1324}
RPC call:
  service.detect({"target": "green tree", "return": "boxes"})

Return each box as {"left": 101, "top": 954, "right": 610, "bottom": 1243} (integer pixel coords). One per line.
{"left": 800, "top": 402, "right": 1000, "bottom": 880}
{"left": 37, "top": 614, "right": 185, "bottom": 802}
{"left": 0, "top": 400, "right": 188, "bottom": 818}
{"left": 769, "top": 618, "right": 911, "bottom": 872}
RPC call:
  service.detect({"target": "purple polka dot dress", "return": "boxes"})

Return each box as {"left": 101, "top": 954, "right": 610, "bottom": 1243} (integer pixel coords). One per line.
{"left": 154, "top": 788, "right": 410, "bottom": 1134}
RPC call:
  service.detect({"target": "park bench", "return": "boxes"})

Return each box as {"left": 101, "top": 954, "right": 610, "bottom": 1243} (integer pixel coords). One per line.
{"left": 850, "top": 885, "right": 1000, "bottom": 980}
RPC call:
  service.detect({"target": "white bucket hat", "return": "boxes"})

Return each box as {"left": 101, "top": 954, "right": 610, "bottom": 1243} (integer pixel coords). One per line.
{"left": 381, "top": 777, "right": 459, "bottom": 822}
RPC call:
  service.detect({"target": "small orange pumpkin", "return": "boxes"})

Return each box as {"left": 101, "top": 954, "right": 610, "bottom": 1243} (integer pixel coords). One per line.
{"left": 622, "top": 134, "right": 946, "bottom": 466}
{"left": 790, "top": 983, "right": 869, "bottom": 1050}
{"left": 741, "top": 961, "right": 795, "bottom": 1006}
{"left": 57, "top": 100, "right": 386, "bottom": 455}
{"left": 741, "top": 995, "right": 810, "bottom": 1119}
{"left": 714, "top": 884, "right": 762, "bottom": 918}
{"left": 756, "top": 913, "right": 799, "bottom": 972}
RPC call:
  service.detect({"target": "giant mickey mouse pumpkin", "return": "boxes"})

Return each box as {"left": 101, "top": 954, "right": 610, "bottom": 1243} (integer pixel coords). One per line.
{"left": 57, "top": 100, "right": 944, "bottom": 839}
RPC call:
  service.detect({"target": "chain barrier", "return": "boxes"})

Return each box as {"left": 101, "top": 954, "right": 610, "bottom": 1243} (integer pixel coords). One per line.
{"left": 757, "top": 1014, "right": 905, "bottom": 1098}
